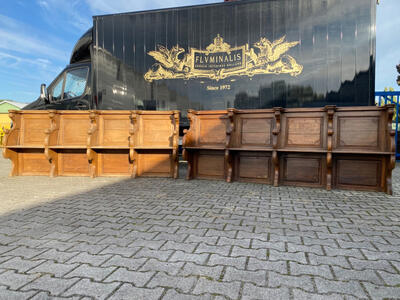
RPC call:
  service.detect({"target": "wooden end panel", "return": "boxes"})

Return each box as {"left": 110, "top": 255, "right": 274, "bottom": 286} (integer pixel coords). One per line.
{"left": 195, "top": 150, "right": 225, "bottom": 180}
{"left": 334, "top": 156, "right": 383, "bottom": 191}
{"left": 286, "top": 117, "right": 323, "bottom": 148}
{"left": 240, "top": 118, "right": 272, "bottom": 147}
{"left": 18, "top": 150, "right": 50, "bottom": 175}
{"left": 98, "top": 150, "right": 131, "bottom": 176}
{"left": 281, "top": 154, "right": 325, "bottom": 187}
{"left": 60, "top": 117, "right": 89, "bottom": 146}
{"left": 141, "top": 119, "right": 173, "bottom": 147}
{"left": 58, "top": 150, "right": 89, "bottom": 176}
{"left": 21, "top": 117, "right": 48, "bottom": 146}
{"left": 137, "top": 150, "right": 172, "bottom": 177}
{"left": 101, "top": 118, "right": 130, "bottom": 147}
{"left": 235, "top": 152, "right": 272, "bottom": 184}
{"left": 336, "top": 117, "right": 380, "bottom": 150}
{"left": 198, "top": 118, "right": 226, "bottom": 146}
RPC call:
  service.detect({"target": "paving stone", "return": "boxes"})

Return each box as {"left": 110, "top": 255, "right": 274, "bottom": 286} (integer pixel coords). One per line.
{"left": 324, "top": 246, "right": 364, "bottom": 259}
{"left": 101, "top": 255, "right": 147, "bottom": 271}
{"left": 303, "top": 237, "right": 338, "bottom": 248}
{"left": 63, "top": 264, "right": 116, "bottom": 281}
{"left": 153, "top": 233, "right": 187, "bottom": 242}
{"left": 128, "top": 239, "right": 166, "bottom": 250}
{"left": 193, "top": 277, "right": 241, "bottom": 299}
{"left": 66, "top": 252, "right": 111, "bottom": 266}
{"left": 162, "top": 289, "right": 213, "bottom": 300}
{"left": 0, "top": 286, "right": 37, "bottom": 300}
{"left": 62, "top": 278, "right": 120, "bottom": 299}
{"left": 361, "top": 249, "right": 400, "bottom": 261}
{"left": 135, "top": 248, "right": 173, "bottom": 261}
{"left": 292, "top": 288, "right": 358, "bottom": 300}
{"left": 348, "top": 257, "right": 398, "bottom": 273}
{"left": 288, "top": 243, "right": 324, "bottom": 255}
{"left": 0, "top": 257, "right": 45, "bottom": 272}
{"left": 208, "top": 254, "right": 246, "bottom": 269}
{"left": 0, "top": 245, "right": 18, "bottom": 255}
{"left": 34, "top": 249, "right": 79, "bottom": 263}
{"left": 108, "top": 284, "right": 164, "bottom": 300}
{"left": 0, "top": 270, "right": 39, "bottom": 290}
{"left": 140, "top": 259, "right": 184, "bottom": 276}
{"left": 4, "top": 246, "right": 46, "bottom": 259}
{"left": 104, "top": 268, "right": 154, "bottom": 286}
{"left": 179, "top": 262, "right": 223, "bottom": 280}
{"left": 28, "top": 261, "right": 79, "bottom": 277}
{"left": 169, "top": 251, "right": 208, "bottom": 265}
{"left": 314, "top": 278, "right": 368, "bottom": 298}
{"left": 377, "top": 270, "right": 400, "bottom": 286}
{"left": 147, "top": 272, "right": 197, "bottom": 293}
{"left": 242, "top": 283, "right": 290, "bottom": 300}
{"left": 223, "top": 267, "right": 266, "bottom": 286}
{"left": 268, "top": 272, "right": 314, "bottom": 292}
{"left": 332, "top": 266, "right": 383, "bottom": 285}
{"left": 185, "top": 235, "right": 218, "bottom": 245}
{"left": 247, "top": 258, "right": 288, "bottom": 274}
{"left": 195, "top": 243, "right": 230, "bottom": 256}
{"left": 67, "top": 243, "right": 107, "bottom": 255}
{"left": 21, "top": 275, "right": 79, "bottom": 296}
{"left": 2, "top": 157, "right": 400, "bottom": 299}
{"left": 251, "top": 240, "right": 285, "bottom": 252}
{"left": 38, "top": 240, "right": 75, "bottom": 252}
{"left": 309, "top": 254, "right": 351, "bottom": 269}
{"left": 268, "top": 249, "right": 307, "bottom": 264}
{"left": 205, "top": 229, "right": 236, "bottom": 239}
{"left": 363, "top": 282, "right": 400, "bottom": 299}
{"left": 290, "top": 262, "right": 334, "bottom": 279}
{"left": 217, "top": 236, "right": 251, "bottom": 248}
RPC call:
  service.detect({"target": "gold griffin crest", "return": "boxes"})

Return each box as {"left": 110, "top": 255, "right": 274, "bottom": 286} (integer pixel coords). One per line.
{"left": 144, "top": 34, "right": 303, "bottom": 82}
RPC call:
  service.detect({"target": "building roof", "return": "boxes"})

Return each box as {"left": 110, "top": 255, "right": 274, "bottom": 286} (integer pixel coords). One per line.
{"left": 0, "top": 100, "right": 26, "bottom": 109}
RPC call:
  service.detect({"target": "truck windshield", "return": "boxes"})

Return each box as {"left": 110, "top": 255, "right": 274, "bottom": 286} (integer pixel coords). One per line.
{"left": 63, "top": 68, "right": 88, "bottom": 100}
{"left": 49, "top": 67, "right": 88, "bottom": 102}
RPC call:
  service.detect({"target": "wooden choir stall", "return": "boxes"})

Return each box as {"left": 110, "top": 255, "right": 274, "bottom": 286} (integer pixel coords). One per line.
{"left": 2, "top": 110, "right": 180, "bottom": 179}
{"left": 182, "top": 106, "right": 396, "bottom": 194}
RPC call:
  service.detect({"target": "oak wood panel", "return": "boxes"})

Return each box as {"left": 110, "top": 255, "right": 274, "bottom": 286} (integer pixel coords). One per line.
{"left": 140, "top": 117, "right": 173, "bottom": 147}
{"left": 334, "top": 156, "right": 384, "bottom": 191}
{"left": 137, "top": 150, "right": 172, "bottom": 177}
{"left": 234, "top": 152, "right": 272, "bottom": 184}
{"left": 97, "top": 150, "right": 132, "bottom": 176}
{"left": 59, "top": 117, "right": 89, "bottom": 147}
{"left": 99, "top": 115, "right": 130, "bottom": 147}
{"left": 280, "top": 154, "right": 325, "bottom": 187}
{"left": 282, "top": 113, "right": 325, "bottom": 149}
{"left": 335, "top": 116, "right": 381, "bottom": 150}
{"left": 20, "top": 116, "right": 48, "bottom": 146}
{"left": 57, "top": 150, "right": 90, "bottom": 176}
{"left": 198, "top": 117, "right": 227, "bottom": 146}
{"left": 18, "top": 150, "right": 50, "bottom": 176}
{"left": 195, "top": 150, "right": 225, "bottom": 180}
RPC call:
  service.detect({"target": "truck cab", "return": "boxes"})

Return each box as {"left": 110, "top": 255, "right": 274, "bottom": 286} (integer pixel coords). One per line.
{"left": 24, "top": 29, "right": 93, "bottom": 110}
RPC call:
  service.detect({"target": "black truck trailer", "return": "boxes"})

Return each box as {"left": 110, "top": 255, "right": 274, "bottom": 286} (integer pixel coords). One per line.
{"left": 24, "top": 0, "right": 376, "bottom": 127}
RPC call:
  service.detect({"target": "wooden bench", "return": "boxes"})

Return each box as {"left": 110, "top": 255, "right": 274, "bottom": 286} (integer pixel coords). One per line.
{"left": 2, "top": 110, "right": 51, "bottom": 176}
{"left": 45, "top": 111, "right": 91, "bottom": 176}
{"left": 182, "top": 110, "right": 229, "bottom": 181}
{"left": 88, "top": 110, "right": 180, "bottom": 178}
{"left": 182, "top": 106, "right": 395, "bottom": 194}
{"left": 3, "top": 110, "right": 180, "bottom": 178}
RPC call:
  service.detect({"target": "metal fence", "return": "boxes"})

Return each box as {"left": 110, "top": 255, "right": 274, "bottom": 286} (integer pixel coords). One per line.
{"left": 375, "top": 91, "right": 400, "bottom": 159}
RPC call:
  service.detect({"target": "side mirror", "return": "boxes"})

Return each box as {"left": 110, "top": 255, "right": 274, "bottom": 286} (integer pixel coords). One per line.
{"left": 40, "top": 83, "right": 49, "bottom": 103}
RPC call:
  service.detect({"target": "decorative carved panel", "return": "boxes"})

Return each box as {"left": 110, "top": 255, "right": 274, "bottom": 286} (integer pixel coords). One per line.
{"left": 287, "top": 117, "right": 322, "bottom": 147}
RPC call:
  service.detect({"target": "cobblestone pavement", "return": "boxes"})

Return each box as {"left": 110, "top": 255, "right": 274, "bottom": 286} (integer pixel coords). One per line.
{"left": 0, "top": 157, "right": 400, "bottom": 299}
